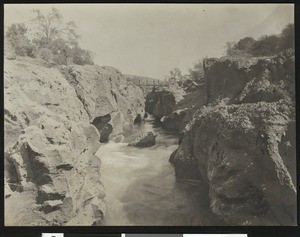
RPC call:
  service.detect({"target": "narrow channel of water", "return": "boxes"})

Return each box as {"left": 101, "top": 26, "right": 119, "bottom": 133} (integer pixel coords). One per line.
{"left": 96, "top": 115, "right": 223, "bottom": 226}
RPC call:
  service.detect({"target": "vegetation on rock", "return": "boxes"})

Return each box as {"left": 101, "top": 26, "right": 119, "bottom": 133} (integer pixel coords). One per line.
{"left": 5, "top": 7, "right": 94, "bottom": 65}
{"left": 226, "top": 23, "right": 294, "bottom": 57}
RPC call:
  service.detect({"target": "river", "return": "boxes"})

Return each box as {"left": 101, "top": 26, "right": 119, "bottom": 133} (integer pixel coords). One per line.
{"left": 96, "top": 115, "right": 223, "bottom": 226}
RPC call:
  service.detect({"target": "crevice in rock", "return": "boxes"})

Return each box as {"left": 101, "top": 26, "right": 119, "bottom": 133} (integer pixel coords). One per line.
{"left": 22, "top": 112, "right": 30, "bottom": 125}
{"left": 99, "top": 124, "right": 113, "bottom": 143}
{"left": 46, "top": 137, "right": 55, "bottom": 144}
{"left": 20, "top": 142, "right": 52, "bottom": 186}
{"left": 214, "top": 185, "right": 269, "bottom": 216}
{"left": 4, "top": 109, "right": 18, "bottom": 122}
{"left": 111, "top": 89, "right": 118, "bottom": 103}
{"left": 39, "top": 200, "right": 64, "bottom": 214}
{"left": 5, "top": 153, "right": 23, "bottom": 192}
{"left": 37, "top": 189, "right": 66, "bottom": 204}
{"left": 56, "top": 164, "right": 73, "bottom": 171}
{"left": 91, "top": 114, "right": 113, "bottom": 143}
{"left": 76, "top": 92, "right": 92, "bottom": 119}
{"left": 133, "top": 114, "right": 142, "bottom": 124}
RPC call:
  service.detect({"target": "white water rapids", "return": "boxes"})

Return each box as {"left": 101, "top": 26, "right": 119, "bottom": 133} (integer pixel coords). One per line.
{"left": 96, "top": 115, "right": 223, "bottom": 226}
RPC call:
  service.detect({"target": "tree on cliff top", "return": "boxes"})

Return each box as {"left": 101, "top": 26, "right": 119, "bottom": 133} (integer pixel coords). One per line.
{"left": 188, "top": 59, "right": 204, "bottom": 82}
{"left": 279, "top": 23, "right": 294, "bottom": 51}
{"left": 167, "top": 68, "right": 183, "bottom": 84}
{"left": 31, "top": 8, "right": 79, "bottom": 48}
{"left": 251, "top": 34, "right": 280, "bottom": 56}
{"left": 225, "top": 23, "right": 294, "bottom": 57}
{"left": 5, "top": 7, "right": 94, "bottom": 65}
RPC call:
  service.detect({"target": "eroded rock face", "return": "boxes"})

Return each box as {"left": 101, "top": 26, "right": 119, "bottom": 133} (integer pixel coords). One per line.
{"left": 4, "top": 56, "right": 144, "bottom": 226}
{"left": 63, "top": 65, "right": 145, "bottom": 138}
{"left": 5, "top": 115, "right": 105, "bottom": 226}
{"left": 193, "top": 102, "right": 296, "bottom": 225}
{"left": 4, "top": 57, "right": 89, "bottom": 150}
{"left": 171, "top": 50, "right": 296, "bottom": 225}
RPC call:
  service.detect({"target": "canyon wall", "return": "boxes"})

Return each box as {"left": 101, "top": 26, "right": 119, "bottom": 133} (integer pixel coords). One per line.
{"left": 170, "top": 50, "right": 296, "bottom": 225}
{"left": 4, "top": 56, "right": 145, "bottom": 225}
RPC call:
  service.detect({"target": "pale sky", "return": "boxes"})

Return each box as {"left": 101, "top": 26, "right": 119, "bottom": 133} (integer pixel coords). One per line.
{"left": 4, "top": 4, "right": 294, "bottom": 79}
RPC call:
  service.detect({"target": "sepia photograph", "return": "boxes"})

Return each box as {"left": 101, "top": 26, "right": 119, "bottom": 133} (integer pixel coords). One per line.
{"left": 3, "top": 3, "right": 296, "bottom": 226}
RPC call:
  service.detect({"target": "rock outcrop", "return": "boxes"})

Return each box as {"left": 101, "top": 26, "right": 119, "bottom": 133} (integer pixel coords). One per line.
{"left": 144, "top": 84, "right": 202, "bottom": 132}
{"left": 170, "top": 50, "right": 296, "bottom": 225}
{"left": 128, "top": 132, "right": 157, "bottom": 147}
{"left": 145, "top": 86, "right": 185, "bottom": 119}
{"left": 145, "top": 89, "right": 176, "bottom": 119}
{"left": 62, "top": 64, "right": 145, "bottom": 141}
{"left": 4, "top": 56, "right": 145, "bottom": 226}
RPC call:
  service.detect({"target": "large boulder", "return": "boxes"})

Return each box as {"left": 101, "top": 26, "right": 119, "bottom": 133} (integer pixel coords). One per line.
{"left": 128, "top": 132, "right": 157, "bottom": 147}
{"left": 170, "top": 50, "right": 296, "bottom": 225}
{"left": 145, "top": 90, "right": 175, "bottom": 119}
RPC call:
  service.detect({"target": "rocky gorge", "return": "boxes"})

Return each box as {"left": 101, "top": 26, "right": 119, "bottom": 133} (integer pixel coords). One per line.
{"left": 4, "top": 48, "right": 296, "bottom": 226}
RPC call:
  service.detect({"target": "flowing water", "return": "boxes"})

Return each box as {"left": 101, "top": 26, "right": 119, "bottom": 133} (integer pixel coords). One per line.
{"left": 96, "top": 115, "right": 223, "bottom": 226}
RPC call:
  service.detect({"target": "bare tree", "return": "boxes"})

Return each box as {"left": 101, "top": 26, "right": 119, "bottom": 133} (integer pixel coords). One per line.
{"left": 31, "top": 7, "right": 79, "bottom": 48}
{"left": 168, "top": 67, "right": 183, "bottom": 84}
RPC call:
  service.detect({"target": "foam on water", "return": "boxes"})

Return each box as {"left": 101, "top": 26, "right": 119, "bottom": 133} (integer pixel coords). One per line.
{"left": 96, "top": 115, "right": 223, "bottom": 226}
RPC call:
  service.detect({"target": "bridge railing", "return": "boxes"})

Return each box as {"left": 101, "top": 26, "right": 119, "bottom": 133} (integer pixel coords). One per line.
{"left": 126, "top": 78, "right": 172, "bottom": 87}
